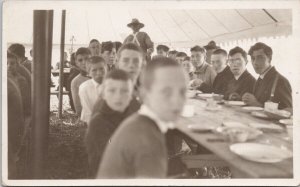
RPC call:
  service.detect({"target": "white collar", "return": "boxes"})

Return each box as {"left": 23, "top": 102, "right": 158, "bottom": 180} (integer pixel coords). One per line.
{"left": 138, "top": 105, "right": 175, "bottom": 133}
{"left": 91, "top": 79, "right": 101, "bottom": 88}
{"left": 259, "top": 66, "right": 272, "bottom": 79}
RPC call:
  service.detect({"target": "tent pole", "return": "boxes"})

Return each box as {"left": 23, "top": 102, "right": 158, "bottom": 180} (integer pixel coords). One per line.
{"left": 31, "top": 10, "right": 53, "bottom": 179}
{"left": 58, "top": 10, "right": 66, "bottom": 119}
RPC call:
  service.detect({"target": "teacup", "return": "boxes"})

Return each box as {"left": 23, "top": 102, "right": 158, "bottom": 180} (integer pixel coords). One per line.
{"left": 264, "top": 101, "right": 278, "bottom": 112}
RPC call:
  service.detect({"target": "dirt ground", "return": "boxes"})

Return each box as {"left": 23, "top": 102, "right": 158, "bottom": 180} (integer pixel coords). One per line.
{"left": 44, "top": 95, "right": 89, "bottom": 179}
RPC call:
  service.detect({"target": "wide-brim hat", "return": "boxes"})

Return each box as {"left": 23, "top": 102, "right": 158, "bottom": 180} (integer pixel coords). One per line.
{"left": 127, "top": 18, "right": 144, "bottom": 29}
{"left": 204, "top": 40, "right": 219, "bottom": 50}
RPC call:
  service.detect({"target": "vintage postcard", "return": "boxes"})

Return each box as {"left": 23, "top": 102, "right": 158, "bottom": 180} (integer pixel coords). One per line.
{"left": 2, "top": 0, "right": 300, "bottom": 186}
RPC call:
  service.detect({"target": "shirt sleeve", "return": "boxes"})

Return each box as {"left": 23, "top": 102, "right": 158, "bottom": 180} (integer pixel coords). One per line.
{"left": 79, "top": 85, "right": 93, "bottom": 122}
{"left": 274, "top": 77, "right": 293, "bottom": 109}
{"left": 71, "top": 79, "right": 82, "bottom": 116}
{"left": 85, "top": 116, "right": 111, "bottom": 177}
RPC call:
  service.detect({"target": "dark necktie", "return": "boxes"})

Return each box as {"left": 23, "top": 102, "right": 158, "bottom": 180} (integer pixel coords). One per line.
{"left": 254, "top": 77, "right": 263, "bottom": 93}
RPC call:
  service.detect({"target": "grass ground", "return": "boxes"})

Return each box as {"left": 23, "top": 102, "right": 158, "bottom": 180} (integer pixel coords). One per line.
{"left": 44, "top": 95, "right": 89, "bottom": 179}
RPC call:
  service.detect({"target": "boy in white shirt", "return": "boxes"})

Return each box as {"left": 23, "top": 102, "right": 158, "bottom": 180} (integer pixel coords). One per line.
{"left": 79, "top": 56, "right": 107, "bottom": 124}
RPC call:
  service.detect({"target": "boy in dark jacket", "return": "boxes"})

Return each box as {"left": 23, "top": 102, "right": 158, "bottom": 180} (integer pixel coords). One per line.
{"left": 85, "top": 69, "right": 140, "bottom": 178}
{"left": 97, "top": 57, "right": 188, "bottom": 179}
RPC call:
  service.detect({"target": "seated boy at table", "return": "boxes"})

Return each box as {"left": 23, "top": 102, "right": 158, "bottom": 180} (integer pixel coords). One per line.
{"left": 242, "top": 42, "right": 292, "bottom": 111}
{"left": 71, "top": 48, "right": 91, "bottom": 117}
{"left": 224, "top": 47, "right": 255, "bottom": 100}
{"left": 97, "top": 56, "right": 188, "bottom": 179}
{"left": 79, "top": 56, "right": 107, "bottom": 124}
{"left": 85, "top": 69, "right": 140, "bottom": 178}
{"left": 211, "top": 48, "right": 234, "bottom": 95}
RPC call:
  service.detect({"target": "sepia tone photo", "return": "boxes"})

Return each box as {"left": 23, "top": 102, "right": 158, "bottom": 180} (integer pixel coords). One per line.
{"left": 2, "top": 0, "right": 300, "bottom": 186}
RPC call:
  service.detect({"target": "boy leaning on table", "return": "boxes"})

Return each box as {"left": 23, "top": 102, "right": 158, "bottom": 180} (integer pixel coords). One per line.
{"left": 242, "top": 42, "right": 292, "bottom": 112}
{"left": 96, "top": 56, "right": 189, "bottom": 179}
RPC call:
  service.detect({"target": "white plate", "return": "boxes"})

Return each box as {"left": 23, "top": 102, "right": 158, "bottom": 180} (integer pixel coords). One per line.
{"left": 251, "top": 111, "right": 270, "bottom": 119}
{"left": 230, "top": 143, "right": 292, "bottom": 163}
{"left": 225, "top": 101, "right": 246, "bottom": 106}
{"left": 242, "top": 106, "right": 263, "bottom": 112}
{"left": 248, "top": 123, "right": 283, "bottom": 130}
{"left": 279, "top": 119, "right": 293, "bottom": 126}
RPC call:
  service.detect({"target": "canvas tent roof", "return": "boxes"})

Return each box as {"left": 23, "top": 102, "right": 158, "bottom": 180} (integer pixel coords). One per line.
{"left": 3, "top": 1, "right": 292, "bottom": 48}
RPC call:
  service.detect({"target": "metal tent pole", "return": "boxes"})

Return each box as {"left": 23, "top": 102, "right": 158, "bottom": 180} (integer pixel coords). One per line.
{"left": 31, "top": 10, "right": 53, "bottom": 179}
{"left": 58, "top": 10, "right": 66, "bottom": 119}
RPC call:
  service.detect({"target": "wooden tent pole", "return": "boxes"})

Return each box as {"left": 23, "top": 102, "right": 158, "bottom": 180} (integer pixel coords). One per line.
{"left": 58, "top": 10, "right": 66, "bottom": 119}
{"left": 31, "top": 10, "right": 53, "bottom": 179}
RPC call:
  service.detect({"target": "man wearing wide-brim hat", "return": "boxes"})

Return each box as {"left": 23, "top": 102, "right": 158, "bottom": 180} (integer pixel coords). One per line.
{"left": 123, "top": 18, "right": 154, "bottom": 62}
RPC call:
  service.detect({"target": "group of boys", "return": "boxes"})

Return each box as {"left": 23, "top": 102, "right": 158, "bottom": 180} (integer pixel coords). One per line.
{"left": 7, "top": 44, "right": 32, "bottom": 179}
{"left": 7, "top": 34, "right": 293, "bottom": 179}
{"left": 71, "top": 37, "right": 293, "bottom": 179}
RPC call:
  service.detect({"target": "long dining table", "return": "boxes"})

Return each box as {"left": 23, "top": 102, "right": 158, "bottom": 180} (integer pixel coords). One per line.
{"left": 175, "top": 95, "right": 293, "bottom": 178}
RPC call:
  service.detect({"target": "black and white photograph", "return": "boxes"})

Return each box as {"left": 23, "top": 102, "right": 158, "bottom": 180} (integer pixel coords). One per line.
{"left": 2, "top": 0, "right": 300, "bottom": 186}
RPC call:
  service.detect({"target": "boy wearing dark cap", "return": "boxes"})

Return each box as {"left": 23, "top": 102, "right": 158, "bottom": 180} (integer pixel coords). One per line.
{"left": 156, "top": 45, "right": 170, "bottom": 57}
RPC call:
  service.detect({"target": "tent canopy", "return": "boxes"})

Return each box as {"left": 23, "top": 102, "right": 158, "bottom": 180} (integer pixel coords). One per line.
{"left": 3, "top": 1, "right": 292, "bottom": 48}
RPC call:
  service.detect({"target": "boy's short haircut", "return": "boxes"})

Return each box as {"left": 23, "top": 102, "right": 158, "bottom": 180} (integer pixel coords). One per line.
{"left": 8, "top": 43, "right": 26, "bottom": 58}
{"left": 248, "top": 42, "right": 273, "bottom": 61}
{"left": 184, "top": 56, "right": 190, "bottom": 61}
{"left": 212, "top": 48, "right": 228, "bottom": 57}
{"left": 156, "top": 45, "right": 170, "bottom": 52}
{"left": 86, "top": 56, "right": 106, "bottom": 72}
{"left": 117, "top": 43, "right": 144, "bottom": 59}
{"left": 176, "top": 52, "right": 187, "bottom": 58}
{"left": 75, "top": 47, "right": 91, "bottom": 58}
{"left": 141, "top": 57, "right": 181, "bottom": 90}
{"left": 190, "top": 45, "right": 206, "bottom": 54}
{"left": 101, "top": 41, "right": 113, "bottom": 53}
{"left": 105, "top": 69, "right": 131, "bottom": 82}
{"left": 229, "top": 46, "right": 247, "bottom": 61}
{"left": 89, "top": 39, "right": 100, "bottom": 45}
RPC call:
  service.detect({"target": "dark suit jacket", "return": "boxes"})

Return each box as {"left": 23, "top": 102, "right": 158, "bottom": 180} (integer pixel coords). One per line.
{"left": 224, "top": 70, "right": 256, "bottom": 100}
{"left": 212, "top": 66, "right": 234, "bottom": 95}
{"left": 253, "top": 67, "right": 292, "bottom": 109}
{"left": 86, "top": 98, "right": 140, "bottom": 178}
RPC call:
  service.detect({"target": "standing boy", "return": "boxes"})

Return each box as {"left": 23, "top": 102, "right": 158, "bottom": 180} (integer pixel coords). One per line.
{"left": 97, "top": 57, "right": 188, "bottom": 178}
